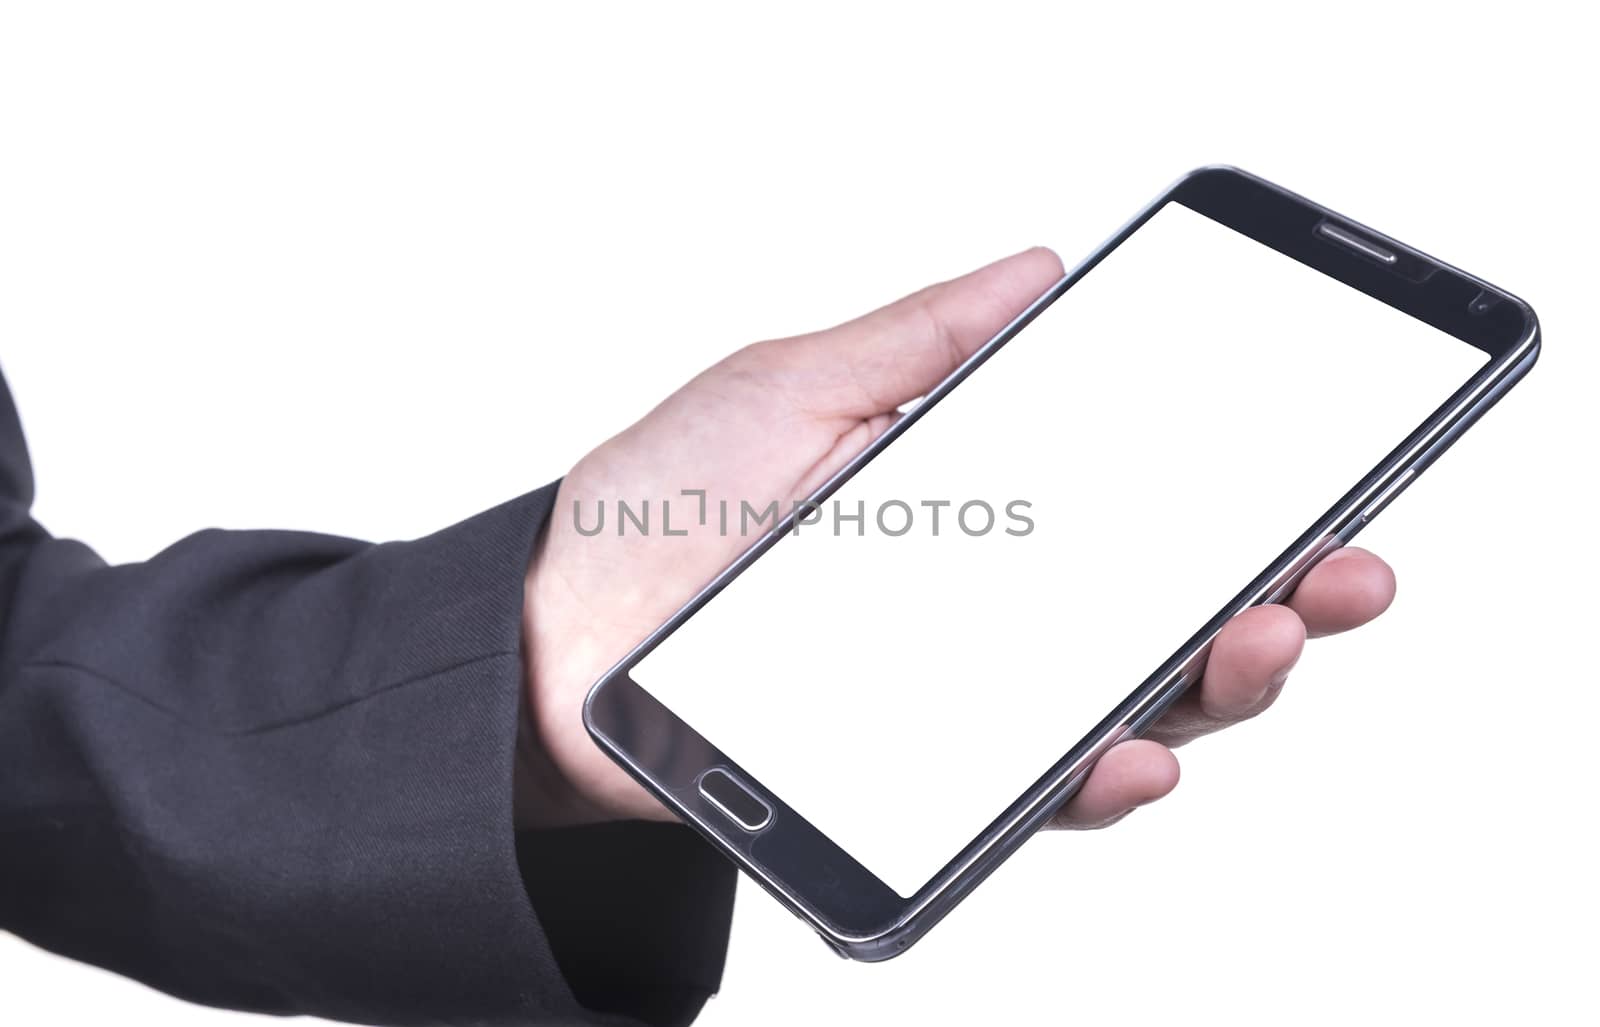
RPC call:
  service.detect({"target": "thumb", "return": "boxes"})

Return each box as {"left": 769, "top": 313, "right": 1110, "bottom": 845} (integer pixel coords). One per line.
{"left": 768, "top": 247, "right": 1064, "bottom": 418}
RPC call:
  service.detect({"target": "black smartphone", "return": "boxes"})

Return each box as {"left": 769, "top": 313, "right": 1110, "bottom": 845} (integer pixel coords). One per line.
{"left": 584, "top": 166, "right": 1540, "bottom": 959}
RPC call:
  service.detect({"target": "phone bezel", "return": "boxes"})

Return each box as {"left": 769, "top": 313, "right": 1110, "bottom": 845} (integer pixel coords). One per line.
{"left": 583, "top": 165, "right": 1541, "bottom": 960}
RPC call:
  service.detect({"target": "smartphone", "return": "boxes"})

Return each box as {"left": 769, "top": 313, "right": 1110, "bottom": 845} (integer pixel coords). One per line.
{"left": 583, "top": 166, "right": 1540, "bottom": 960}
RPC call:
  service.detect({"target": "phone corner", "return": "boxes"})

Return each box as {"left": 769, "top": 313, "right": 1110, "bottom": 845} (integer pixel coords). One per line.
{"left": 1518, "top": 306, "right": 1543, "bottom": 369}
{"left": 819, "top": 915, "right": 931, "bottom": 964}
{"left": 1495, "top": 294, "right": 1542, "bottom": 379}
{"left": 579, "top": 672, "right": 614, "bottom": 741}
{"left": 1177, "top": 162, "right": 1253, "bottom": 186}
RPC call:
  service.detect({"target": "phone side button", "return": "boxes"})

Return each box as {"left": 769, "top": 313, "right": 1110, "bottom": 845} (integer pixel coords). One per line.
{"left": 699, "top": 768, "right": 773, "bottom": 832}
{"left": 1359, "top": 467, "right": 1417, "bottom": 523}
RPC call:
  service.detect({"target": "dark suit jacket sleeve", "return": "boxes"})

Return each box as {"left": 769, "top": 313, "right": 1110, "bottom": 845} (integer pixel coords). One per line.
{"left": 0, "top": 371, "right": 737, "bottom": 1027}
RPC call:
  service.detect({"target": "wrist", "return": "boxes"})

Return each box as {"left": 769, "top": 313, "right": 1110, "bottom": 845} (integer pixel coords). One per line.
{"left": 511, "top": 701, "right": 611, "bottom": 828}
{"left": 521, "top": 554, "right": 673, "bottom": 825}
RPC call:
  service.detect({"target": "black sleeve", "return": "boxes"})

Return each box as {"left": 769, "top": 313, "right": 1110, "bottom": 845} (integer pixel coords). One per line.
{"left": 0, "top": 369, "right": 736, "bottom": 1027}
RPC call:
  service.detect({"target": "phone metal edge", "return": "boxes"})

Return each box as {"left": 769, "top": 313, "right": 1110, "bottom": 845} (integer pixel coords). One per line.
{"left": 583, "top": 166, "right": 1542, "bottom": 958}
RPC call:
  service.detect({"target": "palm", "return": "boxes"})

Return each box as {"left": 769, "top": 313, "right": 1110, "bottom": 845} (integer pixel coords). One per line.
{"left": 526, "top": 340, "right": 906, "bottom": 820}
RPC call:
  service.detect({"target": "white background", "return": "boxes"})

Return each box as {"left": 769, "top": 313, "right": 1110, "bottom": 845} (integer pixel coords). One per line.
{"left": 0, "top": 3, "right": 1593, "bottom": 1025}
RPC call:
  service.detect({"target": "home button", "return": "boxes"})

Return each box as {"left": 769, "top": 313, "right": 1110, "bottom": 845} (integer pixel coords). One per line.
{"left": 698, "top": 768, "right": 772, "bottom": 831}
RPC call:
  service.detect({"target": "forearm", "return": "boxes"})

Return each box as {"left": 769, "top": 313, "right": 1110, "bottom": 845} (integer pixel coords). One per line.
{"left": 0, "top": 483, "right": 733, "bottom": 1026}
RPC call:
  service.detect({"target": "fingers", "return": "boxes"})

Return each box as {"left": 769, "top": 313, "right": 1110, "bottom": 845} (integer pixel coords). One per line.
{"left": 1197, "top": 604, "right": 1306, "bottom": 719}
{"left": 1287, "top": 546, "right": 1396, "bottom": 637}
{"left": 1143, "top": 548, "right": 1396, "bottom": 747}
{"left": 1056, "top": 549, "right": 1397, "bottom": 826}
{"left": 1052, "top": 739, "right": 1180, "bottom": 829}
{"left": 764, "top": 247, "right": 1065, "bottom": 418}
{"left": 1142, "top": 604, "right": 1305, "bottom": 748}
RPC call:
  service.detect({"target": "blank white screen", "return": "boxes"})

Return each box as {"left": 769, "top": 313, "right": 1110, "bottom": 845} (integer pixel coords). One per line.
{"left": 634, "top": 203, "right": 1487, "bottom": 896}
